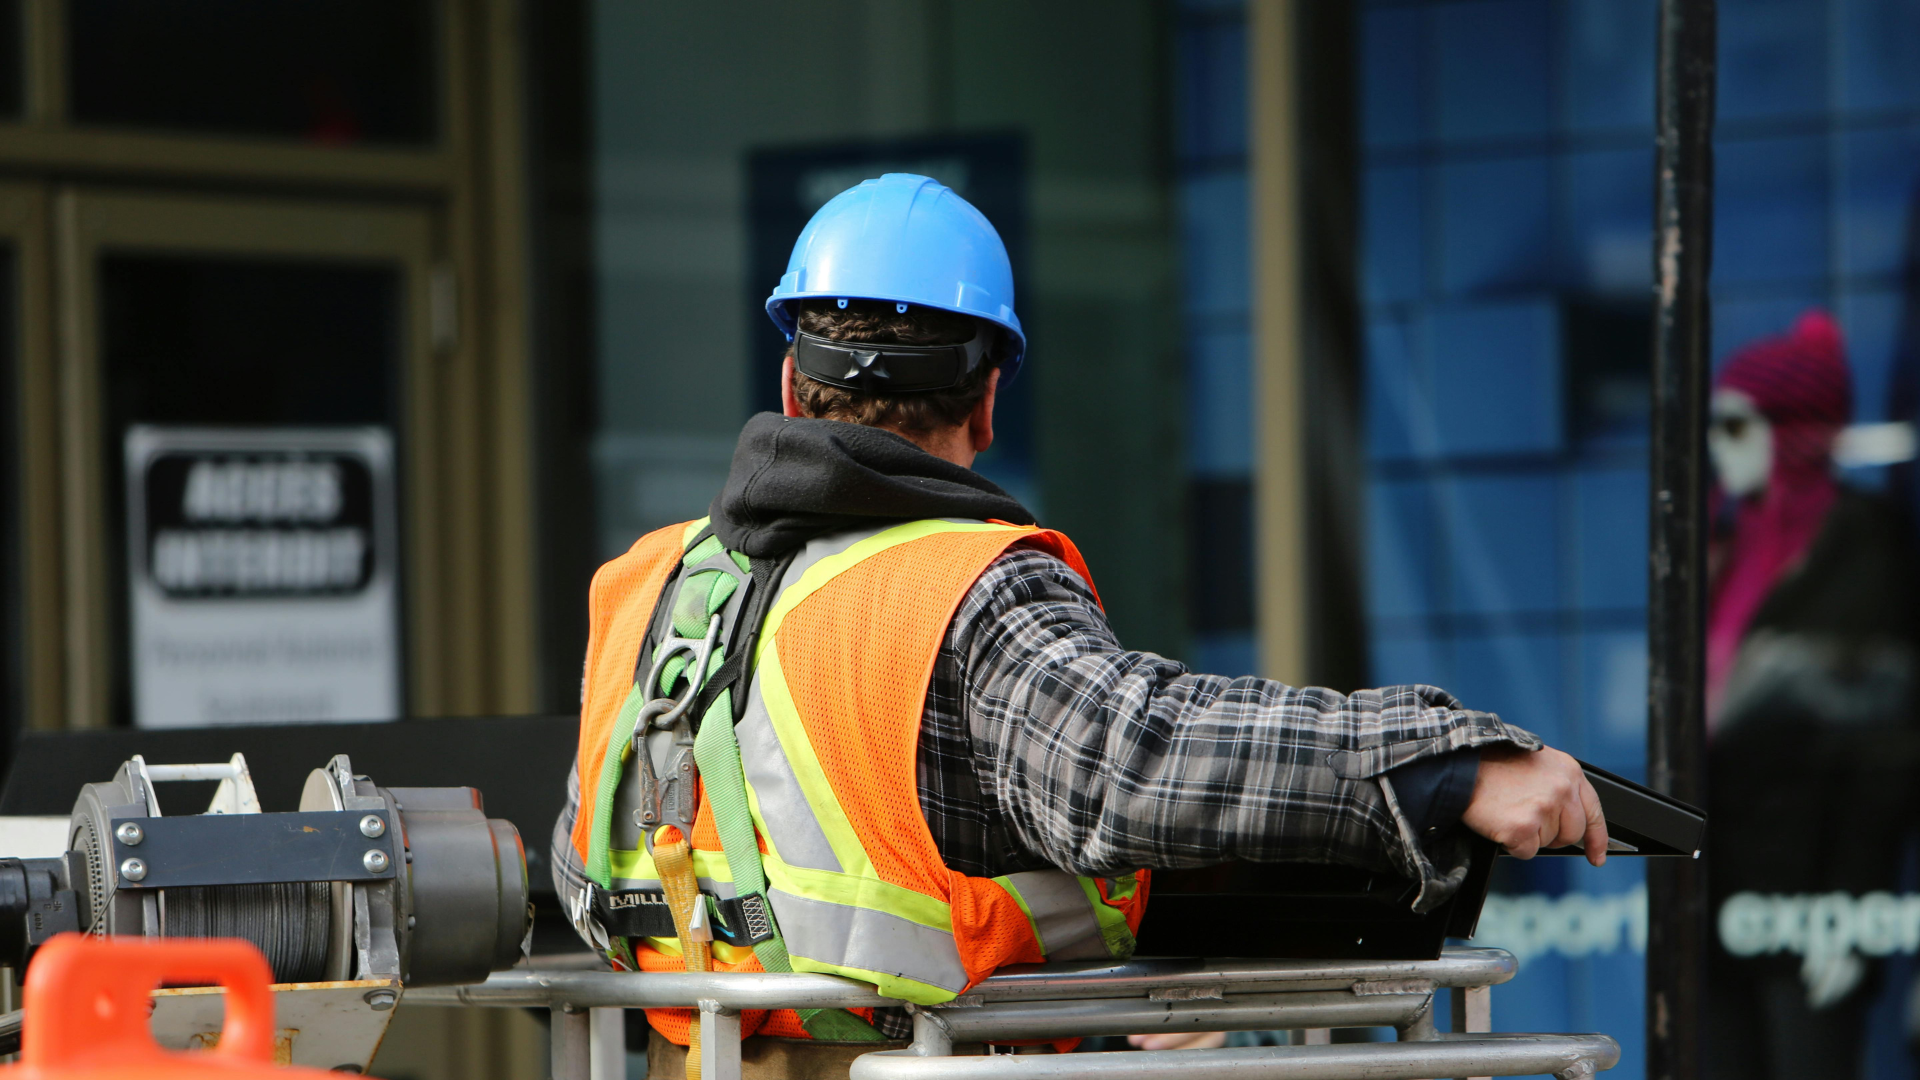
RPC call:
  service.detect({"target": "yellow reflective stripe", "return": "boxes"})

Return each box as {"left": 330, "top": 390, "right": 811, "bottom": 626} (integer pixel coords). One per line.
{"left": 610, "top": 846, "right": 735, "bottom": 885}
{"left": 783, "top": 952, "right": 957, "bottom": 1006}
{"left": 680, "top": 516, "right": 711, "bottom": 547}
{"left": 643, "top": 937, "right": 951, "bottom": 1002}
{"left": 992, "top": 874, "right": 1043, "bottom": 946}
{"left": 756, "top": 520, "right": 1025, "bottom": 648}
{"left": 645, "top": 938, "right": 761, "bottom": 966}
{"left": 748, "top": 519, "right": 1028, "bottom": 879}
{"left": 1079, "top": 877, "right": 1137, "bottom": 959}
{"left": 750, "top": 644, "right": 872, "bottom": 877}
{"left": 607, "top": 518, "right": 1049, "bottom": 1003}
{"left": 762, "top": 855, "right": 953, "bottom": 933}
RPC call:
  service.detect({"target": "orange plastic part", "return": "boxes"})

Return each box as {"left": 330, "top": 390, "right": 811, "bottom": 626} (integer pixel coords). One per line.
{"left": 1, "top": 935, "right": 345, "bottom": 1080}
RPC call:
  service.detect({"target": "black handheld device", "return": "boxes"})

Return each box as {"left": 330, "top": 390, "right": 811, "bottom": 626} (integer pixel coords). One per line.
{"left": 1133, "top": 759, "right": 1703, "bottom": 959}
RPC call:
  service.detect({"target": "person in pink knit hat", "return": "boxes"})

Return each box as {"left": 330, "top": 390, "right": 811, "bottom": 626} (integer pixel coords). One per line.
{"left": 1704, "top": 311, "right": 1920, "bottom": 1080}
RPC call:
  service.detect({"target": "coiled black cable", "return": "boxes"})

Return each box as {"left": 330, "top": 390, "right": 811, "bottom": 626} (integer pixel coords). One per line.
{"left": 160, "top": 882, "right": 333, "bottom": 983}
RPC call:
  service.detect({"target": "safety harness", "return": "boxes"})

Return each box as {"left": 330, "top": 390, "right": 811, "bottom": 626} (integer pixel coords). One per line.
{"left": 581, "top": 527, "right": 884, "bottom": 1047}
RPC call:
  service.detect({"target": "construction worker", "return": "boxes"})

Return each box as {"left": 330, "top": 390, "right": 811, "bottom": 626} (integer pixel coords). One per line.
{"left": 552, "top": 173, "right": 1608, "bottom": 1078}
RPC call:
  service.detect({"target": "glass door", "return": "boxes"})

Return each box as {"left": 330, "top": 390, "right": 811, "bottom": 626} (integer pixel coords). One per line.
{"left": 52, "top": 190, "right": 450, "bottom": 728}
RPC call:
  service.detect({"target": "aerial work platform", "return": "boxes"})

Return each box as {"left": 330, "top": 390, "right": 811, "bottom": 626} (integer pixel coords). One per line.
{"left": 409, "top": 946, "right": 1619, "bottom": 1080}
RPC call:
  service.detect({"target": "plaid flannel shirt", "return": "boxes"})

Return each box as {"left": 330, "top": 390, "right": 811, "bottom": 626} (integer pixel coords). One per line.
{"left": 550, "top": 543, "right": 1540, "bottom": 947}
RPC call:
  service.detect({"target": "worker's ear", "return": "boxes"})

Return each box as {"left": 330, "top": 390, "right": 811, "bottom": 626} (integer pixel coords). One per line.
{"left": 969, "top": 367, "right": 999, "bottom": 454}
{"left": 781, "top": 355, "right": 804, "bottom": 418}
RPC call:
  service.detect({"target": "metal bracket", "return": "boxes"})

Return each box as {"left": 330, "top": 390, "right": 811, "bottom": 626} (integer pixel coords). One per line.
{"left": 108, "top": 811, "right": 396, "bottom": 889}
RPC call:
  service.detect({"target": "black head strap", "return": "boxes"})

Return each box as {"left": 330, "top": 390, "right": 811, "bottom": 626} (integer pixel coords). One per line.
{"left": 792, "top": 320, "right": 994, "bottom": 393}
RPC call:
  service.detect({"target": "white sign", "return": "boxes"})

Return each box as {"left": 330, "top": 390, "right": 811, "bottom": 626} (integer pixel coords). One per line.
{"left": 126, "top": 426, "right": 401, "bottom": 727}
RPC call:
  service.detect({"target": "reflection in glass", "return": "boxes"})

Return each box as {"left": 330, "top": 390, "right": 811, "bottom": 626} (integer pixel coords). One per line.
{"left": 98, "top": 255, "right": 403, "bottom": 726}
{"left": 68, "top": 0, "right": 434, "bottom": 145}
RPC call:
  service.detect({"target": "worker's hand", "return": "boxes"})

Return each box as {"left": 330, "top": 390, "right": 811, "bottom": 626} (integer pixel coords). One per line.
{"left": 1128, "top": 1031, "right": 1228, "bottom": 1051}
{"left": 1460, "top": 746, "right": 1607, "bottom": 866}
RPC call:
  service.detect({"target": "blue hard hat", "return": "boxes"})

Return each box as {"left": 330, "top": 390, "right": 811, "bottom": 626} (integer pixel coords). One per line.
{"left": 765, "top": 173, "right": 1028, "bottom": 385}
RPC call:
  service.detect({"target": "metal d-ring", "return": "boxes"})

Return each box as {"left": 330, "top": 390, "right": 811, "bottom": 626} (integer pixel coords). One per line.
{"left": 649, "top": 613, "right": 722, "bottom": 730}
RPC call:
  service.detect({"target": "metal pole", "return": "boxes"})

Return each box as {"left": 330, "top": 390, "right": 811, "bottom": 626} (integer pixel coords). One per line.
{"left": 846, "top": 1035, "right": 1621, "bottom": 1080}
{"left": 1646, "top": 1, "right": 1715, "bottom": 1079}
{"left": 551, "top": 1004, "right": 591, "bottom": 1080}
{"left": 589, "top": 1008, "right": 626, "bottom": 1080}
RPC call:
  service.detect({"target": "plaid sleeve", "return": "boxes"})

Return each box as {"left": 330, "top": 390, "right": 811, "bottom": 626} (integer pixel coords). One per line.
{"left": 549, "top": 759, "right": 597, "bottom": 945}
{"left": 953, "top": 547, "right": 1542, "bottom": 911}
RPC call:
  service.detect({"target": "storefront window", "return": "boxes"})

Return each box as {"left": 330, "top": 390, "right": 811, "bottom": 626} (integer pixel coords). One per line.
{"left": 1359, "top": 1, "right": 1920, "bottom": 1075}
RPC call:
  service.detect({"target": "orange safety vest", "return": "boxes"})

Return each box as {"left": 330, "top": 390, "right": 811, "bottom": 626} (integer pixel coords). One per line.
{"left": 569, "top": 518, "right": 1149, "bottom": 1045}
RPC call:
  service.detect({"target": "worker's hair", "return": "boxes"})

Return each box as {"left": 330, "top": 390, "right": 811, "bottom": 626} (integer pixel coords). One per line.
{"left": 788, "top": 299, "right": 1000, "bottom": 436}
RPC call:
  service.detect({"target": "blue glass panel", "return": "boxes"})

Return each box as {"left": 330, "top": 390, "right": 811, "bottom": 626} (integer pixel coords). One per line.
{"left": 1490, "top": 954, "right": 1576, "bottom": 1032}
{"left": 1840, "top": 0, "right": 1920, "bottom": 112}
{"left": 1865, "top": 954, "right": 1920, "bottom": 1080}
{"left": 1563, "top": 146, "right": 1655, "bottom": 296}
{"left": 1716, "top": 0, "right": 1827, "bottom": 122}
{"left": 1190, "top": 631, "right": 1257, "bottom": 679}
{"left": 1426, "top": 300, "right": 1563, "bottom": 456}
{"left": 1365, "top": 164, "right": 1424, "bottom": 306}
{"left": 1558, "top": 0, "right": 1657, "bottom": 134}
{"left": 1579, "top": 629, "right": 1649, "bottom": 775}
{"left": 1179, "top": 172, "right": 1250, "bottom": 319}
{"left": 1714, "top": 135, "right": 1829, "bottom": 286}
{"left": 1187, "top": 328, "right": 1253, "bottom": 475}
{"left": 1839, "top": 125, "right": 1920, "bottom": 282}
{"left": 1470, "top": 862, "right": 1646, "bottom": 1047}
{"left": 1439, "top": 473, "right": 1560, "bottom": 615}
{"left": 1371, "top": 633, "right": 1452, "bottom": 689}
{"left": 1572, "top": 467, "right": 1646, "bottom": 612}
{"left": 1439, "top": 155, "right": 1553, "bottom": 296}
{"left": 1432, "top": 0, "right": 1551, "bottom": 143}
{"left": 1449, "top": 629, "right": 1564, "bottom": 745}
{"left": 1712, "top": 291, "right": 1827, "bottom": 376}
{"left": 1367, "top": 478, "right": 1440, "bottom": 621}
{"left": 1564, "top": 858, "right": 1650, "bottom": 1077}
{"left": 1366, "top": 315, "right": 1437, "bottom": 461}
{"left": 1363, "top": 5, "right": 1423, "bottom": 150}
{"left": 1177, "top": 19, "right": 1247, "bottom": 163}
{"left": 1840, "top": 289, "right": 1901, "bottom": 425}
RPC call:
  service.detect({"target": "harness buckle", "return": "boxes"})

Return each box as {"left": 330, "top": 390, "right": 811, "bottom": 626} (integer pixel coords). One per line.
{"left": 634, "top": 612, "right": 721, "bottom": 855}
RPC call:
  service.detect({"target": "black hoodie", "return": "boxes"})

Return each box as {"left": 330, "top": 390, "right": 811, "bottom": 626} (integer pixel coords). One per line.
{"left": 705, "top": 411, "right": 1480, "bottom": 860}
{"left": 708, "top": 412, "right": 1034, "bottom": 558}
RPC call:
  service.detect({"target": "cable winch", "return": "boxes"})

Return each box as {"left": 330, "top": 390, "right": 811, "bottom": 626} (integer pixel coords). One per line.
{"left": 0, "top": 752, "right": 530, "bottom": 987}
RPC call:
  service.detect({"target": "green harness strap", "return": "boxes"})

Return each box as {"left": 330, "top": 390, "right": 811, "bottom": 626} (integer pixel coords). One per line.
{"left": 585, "top": 681, "right": 649, "bottom": 889}
{"left": 594, "top": 531, "right": 881, "bottom": 1042}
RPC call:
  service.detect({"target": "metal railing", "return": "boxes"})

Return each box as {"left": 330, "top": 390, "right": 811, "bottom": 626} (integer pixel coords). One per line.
{"left": 404, "top": 947, "right": 1619, "bottom": 1080}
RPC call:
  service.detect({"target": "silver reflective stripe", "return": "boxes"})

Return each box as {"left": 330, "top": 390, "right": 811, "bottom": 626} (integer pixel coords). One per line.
{"left": 737, "top": 685, "right": 841, "bottom": 872}
{"left": 1002, "top": 871, "right": 1111, "bottom": 961}
{"left": 730, "top": 525, "right": 903, "bottom": 872}
{"left": 768, "top": 888, "right": 970, "bottom": 994}
{"left": 789, "top": 524, "right": 897, "bottom": 581}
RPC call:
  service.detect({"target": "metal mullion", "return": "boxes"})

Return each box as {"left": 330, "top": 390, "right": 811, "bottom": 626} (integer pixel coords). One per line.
{"left": 22, "top": 0, "right": 59, "bottom": 128}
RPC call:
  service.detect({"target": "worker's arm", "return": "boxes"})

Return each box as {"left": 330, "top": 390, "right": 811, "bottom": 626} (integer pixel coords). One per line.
{"left": 951, "top": 547, "right": 1577, "bottom": 911}
{"left": 549, "top": 765, "right": 594, "bottom": 930}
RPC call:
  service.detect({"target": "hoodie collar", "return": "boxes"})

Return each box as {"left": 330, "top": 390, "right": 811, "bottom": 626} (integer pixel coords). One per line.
{"left": 708, "top": 413, "right": 1035, "bottom": 558}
